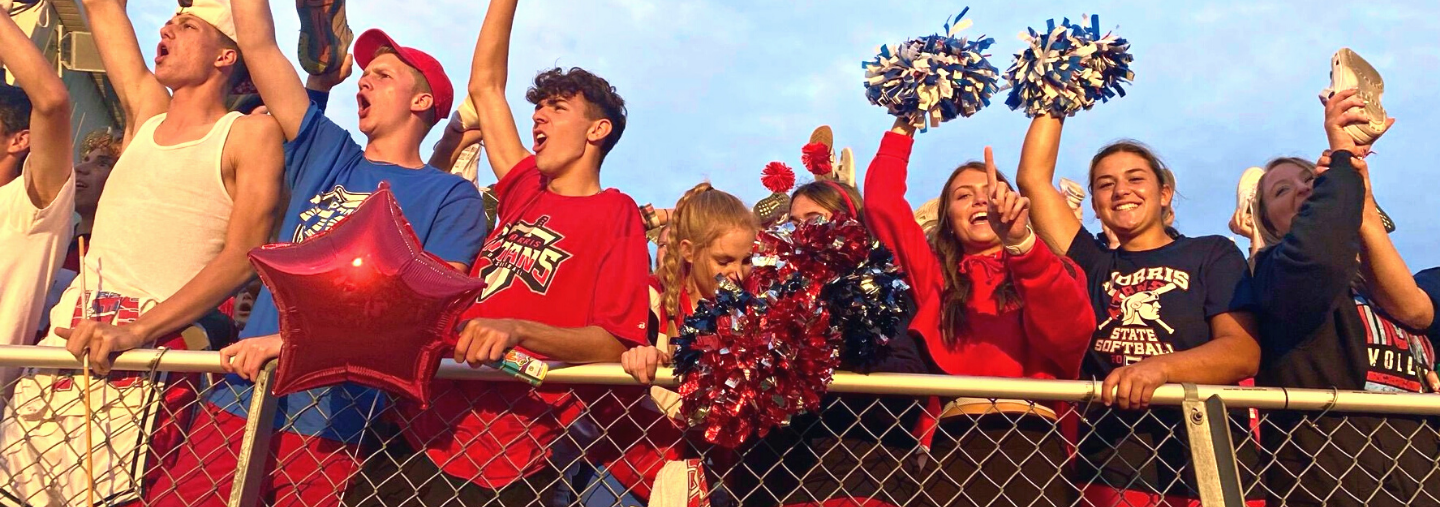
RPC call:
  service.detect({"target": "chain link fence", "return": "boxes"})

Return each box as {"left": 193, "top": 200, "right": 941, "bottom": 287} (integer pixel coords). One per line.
{"left": 0, "top": 345, "right": 1437, "bottom": 507}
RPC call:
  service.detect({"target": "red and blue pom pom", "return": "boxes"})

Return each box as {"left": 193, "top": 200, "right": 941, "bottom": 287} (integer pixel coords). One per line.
{"left": 671, "top": 218, "right": 910, "bottom": 446}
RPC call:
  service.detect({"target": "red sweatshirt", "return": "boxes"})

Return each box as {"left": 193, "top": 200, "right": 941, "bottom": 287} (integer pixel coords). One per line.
{"left": 861, "top": 131, "right": 1094, "bottom": 382}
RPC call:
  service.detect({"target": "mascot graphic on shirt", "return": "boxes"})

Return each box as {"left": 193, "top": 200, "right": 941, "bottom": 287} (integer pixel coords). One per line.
{"left": 1094, "top": 268, "right": 1191, "bottom": 365}
{"left": 475, "top": 215, "right": 572, "bottom": 301}
{"left": 1118, "top": 283, "right": 1177, "bottom": 333}
{"left": 294, "top": 185, "right": 371, "bottom": 242}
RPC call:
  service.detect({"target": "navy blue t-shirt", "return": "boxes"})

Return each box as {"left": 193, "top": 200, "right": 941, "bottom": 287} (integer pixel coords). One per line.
{"left": 1067, "top": 228, "right": 1261, "bottom": 497}
{"left": 209, "top": 105, "right": 487, "bottom": 443}
{"left": 1417, "top": 267, "right": 1440, "bottom": 338}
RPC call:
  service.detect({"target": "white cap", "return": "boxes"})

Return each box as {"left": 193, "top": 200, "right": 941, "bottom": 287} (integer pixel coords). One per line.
{"left": 176, "top": 0, "right": 237, "bottom": 42}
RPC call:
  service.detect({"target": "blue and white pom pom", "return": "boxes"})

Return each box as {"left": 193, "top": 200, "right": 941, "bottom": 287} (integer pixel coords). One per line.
{"left": 1004, "top": 15, "right": 1134, "bottom": 118}
{"left": 862, "top": 8, "right": 1001, "bottom": 130}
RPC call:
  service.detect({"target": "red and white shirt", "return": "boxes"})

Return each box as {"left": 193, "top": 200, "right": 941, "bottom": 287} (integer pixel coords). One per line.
{"left": 400, "top": 156, "right": 650, "bottom": 488}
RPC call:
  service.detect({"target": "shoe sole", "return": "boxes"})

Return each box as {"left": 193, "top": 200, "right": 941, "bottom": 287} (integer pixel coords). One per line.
{"left": 1333, "top": 48, "right": 1386, "bottom": 145}
{"left": 809, "top": 125, "right": 833, "bottom": 151}
{"left": 836, "top": 147, "right": 855, "bottom": 185}
{"left": 1059, "top": 178, "right": 1086, "bottom": 199}
{"left": 1235, "top": 167, "right": 1263, "bottom": 214}
{"left": 914, "top": 198, "right": 941, "bottom": 232}
{"left": 296, "top": 0, "right": 353, "bottom": 76}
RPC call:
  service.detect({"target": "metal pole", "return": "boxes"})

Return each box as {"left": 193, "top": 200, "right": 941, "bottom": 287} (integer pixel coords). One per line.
{"left": 229, "top": 361, "right": 279, "bottom": 507}
{"left": 0, "top": 345, "right": 226, "bottom": 373}
{"left": 2, "top": 346, "right": 1439, "bottom": 415}
{"left": 1182, "top": 384, "right": 1245, "bottom": 506}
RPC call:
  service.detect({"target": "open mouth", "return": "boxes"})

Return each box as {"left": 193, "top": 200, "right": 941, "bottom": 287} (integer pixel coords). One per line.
{"left": 155, "top": 42, "right": 171, "bottom": 63}
{"left": 533, "top": 131, "right": 548, "bottom": 152}
{"left": 1113, "top": 203, "right": 1140, "bottom": 212}
{"left": 356, "top": 94, "right": 372, "bottom": 117}
{"left": 969, "top": 211, "right": 989, "bottom": 225}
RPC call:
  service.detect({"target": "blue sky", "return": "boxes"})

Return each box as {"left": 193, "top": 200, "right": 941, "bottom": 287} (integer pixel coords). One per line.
{"left": 127, "top": 0, "right": 1440, "bottom": 268}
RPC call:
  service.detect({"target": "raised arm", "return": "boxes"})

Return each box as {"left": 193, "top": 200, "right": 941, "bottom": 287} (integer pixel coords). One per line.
{"left": 428, "top": 114, "right": 484, "bottom": 171}
{"left": 1354, "top": 157, "right": 1433, "bottom": 330}
{"left": 301, "top": 52, "right": 354, "bottom": 113}
{"left": 0, "top": 11, "right": 70, "bottom": 206}
{"left": 860, "top": 120, "right": 945, "bottom": 345}
{"left": 467, "top": 0, "right": 530, "bottom": 179}
{"left": 61, "top": 116, "right": 285, "bottom": 374}
{"left": 231, "top": 0, "right": 312, "bottom": 140}
{"left": 1251, "top": 91, "right": 1371, "bottom": 351}
{"left": 78, "top": 0, "right": 169, "bottom": 142}
{"left": 983, "top": 149, "right": 1095, "bottom": 378}
{"left": 1014, "top": 115, "right": 1081, "bottom": 254}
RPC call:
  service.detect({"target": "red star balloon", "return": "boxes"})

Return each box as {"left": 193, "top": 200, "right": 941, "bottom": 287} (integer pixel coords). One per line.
{"left": 249, "top": 182, "right": 485, "bottom": 407}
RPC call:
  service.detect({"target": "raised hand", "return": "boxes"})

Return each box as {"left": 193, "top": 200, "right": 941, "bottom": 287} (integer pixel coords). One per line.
{"left": 1319, "top": 89, "right": 1397, "bottom": 158}
{"left": 984, "top": 147, "right": 1033, "bottom": 248}
{"left": 305, "top": 52, "right": 354, "bottom": 92}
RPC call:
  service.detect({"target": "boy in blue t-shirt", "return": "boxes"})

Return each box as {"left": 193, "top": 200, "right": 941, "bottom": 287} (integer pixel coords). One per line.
{"left": 162, "top": 1, "right": 486, "bottom": 505}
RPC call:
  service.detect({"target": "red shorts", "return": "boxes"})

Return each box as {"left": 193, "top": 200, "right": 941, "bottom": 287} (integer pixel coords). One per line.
{"left": 146, "top": 402, "right": 362, "bottom": 507}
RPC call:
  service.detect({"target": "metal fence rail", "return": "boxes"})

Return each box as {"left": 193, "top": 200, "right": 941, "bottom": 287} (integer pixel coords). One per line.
{"left": 0, "top": 345, "right": 1437, "bottom": 507}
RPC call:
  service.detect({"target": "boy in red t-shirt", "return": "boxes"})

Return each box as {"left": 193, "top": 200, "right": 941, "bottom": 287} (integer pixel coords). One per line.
{"left": 349, "top": 0, "right": 649, "bottom": 505}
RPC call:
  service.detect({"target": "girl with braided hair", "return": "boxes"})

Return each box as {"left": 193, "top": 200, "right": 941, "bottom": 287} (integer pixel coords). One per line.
{"left": 610, "top": 182, "right": 757, "bottom": 504}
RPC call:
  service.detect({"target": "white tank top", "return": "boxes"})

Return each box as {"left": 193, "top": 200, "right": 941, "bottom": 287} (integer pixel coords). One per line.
{"left": 7, "top": 112, "right": 241, "bottom": 506}
{"left": 81, "top": 112, "right": 239, "bottom": 304}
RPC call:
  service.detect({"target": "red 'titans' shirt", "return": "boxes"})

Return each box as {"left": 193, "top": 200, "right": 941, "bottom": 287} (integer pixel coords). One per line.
{"left": 400, "top": 156, "right": 650, "bottom": 489}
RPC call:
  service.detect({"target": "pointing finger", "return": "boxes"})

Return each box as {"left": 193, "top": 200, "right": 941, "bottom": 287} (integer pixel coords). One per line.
{"left": 985, "top": 146, "right": 998, "bottom": 191}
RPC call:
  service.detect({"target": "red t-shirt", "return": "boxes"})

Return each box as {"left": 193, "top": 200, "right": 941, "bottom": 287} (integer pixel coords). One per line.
{"left": 400, "top": 156, "right": 650, "bottom": 489}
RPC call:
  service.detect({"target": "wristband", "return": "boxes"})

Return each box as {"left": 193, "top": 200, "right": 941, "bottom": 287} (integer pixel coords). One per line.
{"left": 1004, "top": 226, "right": 1036, "bottom": 256}
{"left": 640, "top": 204, "right": 661, "bottom": 230}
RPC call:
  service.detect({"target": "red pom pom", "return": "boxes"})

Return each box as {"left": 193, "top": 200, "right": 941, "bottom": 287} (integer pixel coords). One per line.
{"left": 801, "top": 142, "right": 832, "bottom": 176}
{"left": 761, "top": 161, "right": 795, "bottom": 193}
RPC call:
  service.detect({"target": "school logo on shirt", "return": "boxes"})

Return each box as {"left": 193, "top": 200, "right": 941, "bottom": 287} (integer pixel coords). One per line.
{"left": 69, "top": 290, "right": 146, "bottom": 327}
{"left": 475, "top": 215, "right": 572, "bottom": 301}
{"left": 1356, "top": 295, "right": 1437, "bottom": 393}
{"left": 47, "top": 290, "right": 154, "bottom": 390}
{"left": 294, "top": 185, "right": 371, "bottom": 242}
{"left": 1092, "top": 267, "right": 1192, "bottom": 365}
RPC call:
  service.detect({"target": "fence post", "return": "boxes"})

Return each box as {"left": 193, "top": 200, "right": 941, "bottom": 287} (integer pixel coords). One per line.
{"left": 229, "top": 360, "right": 278, "bottom": 507}
{"left": 1182, "top": 383, "right": 1244, "bottom": 506}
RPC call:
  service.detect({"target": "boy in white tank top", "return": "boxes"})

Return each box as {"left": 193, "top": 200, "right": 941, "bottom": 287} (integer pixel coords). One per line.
{"left": 0, "top": 4, "right": 75, "bottom": 393}
{"left": 0, "top": 0, "right": 284, "bottom": 505}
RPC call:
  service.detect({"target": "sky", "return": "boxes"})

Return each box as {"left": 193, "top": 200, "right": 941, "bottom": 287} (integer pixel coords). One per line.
{"left": 124, "top": 0, "right": 1440, "bottom": 268}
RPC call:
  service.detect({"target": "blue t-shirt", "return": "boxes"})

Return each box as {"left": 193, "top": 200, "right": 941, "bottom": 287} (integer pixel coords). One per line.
{"left": 1417, "top": 267, "right": 1440, "bottom": 337}
{"left": 208, "top": 105, "right": 487, "bottom": 443}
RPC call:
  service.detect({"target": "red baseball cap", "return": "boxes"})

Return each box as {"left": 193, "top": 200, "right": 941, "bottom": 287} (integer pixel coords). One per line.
{"left": 353, "top": 28, "right": 453, "bottom": 121}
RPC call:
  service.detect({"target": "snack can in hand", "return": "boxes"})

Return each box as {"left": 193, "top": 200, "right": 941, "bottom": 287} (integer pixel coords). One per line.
{"left": 493, "top": 348, "right": 548, "bottom": 386}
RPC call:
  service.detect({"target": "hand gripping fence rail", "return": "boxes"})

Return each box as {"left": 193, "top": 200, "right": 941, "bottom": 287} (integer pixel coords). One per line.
{"left": 0, "top": 344, "right": 1437, "bottom": 507}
